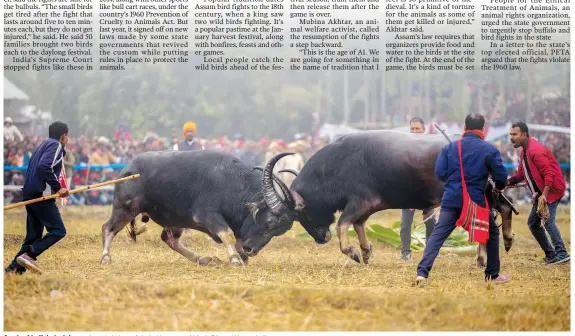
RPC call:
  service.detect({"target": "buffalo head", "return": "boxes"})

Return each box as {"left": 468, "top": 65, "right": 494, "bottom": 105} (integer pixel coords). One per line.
{"left": 277, "top": 168, "right": 335, "bottom": 245}
{"left": 240, "top": 153, "right": 299, "bottom": 256}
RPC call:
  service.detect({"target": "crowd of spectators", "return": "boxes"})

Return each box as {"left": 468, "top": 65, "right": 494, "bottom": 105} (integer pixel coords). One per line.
{"left": 4, "top": 96, "right": 571, "bottom": 206}
{"left": 3, "top": 120, "right": 328, "bottom": 205}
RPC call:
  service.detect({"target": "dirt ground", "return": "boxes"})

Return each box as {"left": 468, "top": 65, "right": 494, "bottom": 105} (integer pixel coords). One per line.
{"left": 3, "top": 205, "right": 571, "bottom": 331}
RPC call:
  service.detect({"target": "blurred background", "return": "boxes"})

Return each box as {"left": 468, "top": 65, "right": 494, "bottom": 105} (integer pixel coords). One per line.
{"left": 3, "top": 62, "right": 570, "bottom": 206}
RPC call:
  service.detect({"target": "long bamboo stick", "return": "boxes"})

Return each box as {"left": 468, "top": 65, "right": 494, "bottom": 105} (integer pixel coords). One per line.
{"left": 3, "top": 174, "right": 140, "bottom": 211}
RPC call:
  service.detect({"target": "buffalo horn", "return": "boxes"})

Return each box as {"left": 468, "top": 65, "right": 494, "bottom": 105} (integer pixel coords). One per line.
{"left": 278, "top": 169, "right": 299, "bottom": 176}
{"left": 252, "top": 166, "right": 295, "bottom": 208}
{"left": 262, "top": 152, "right": 295, "bottom": 214}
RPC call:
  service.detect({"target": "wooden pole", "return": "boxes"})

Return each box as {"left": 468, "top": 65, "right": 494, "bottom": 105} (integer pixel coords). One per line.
{"left": 3, "top": 174, "right": 141, "bottom": 211}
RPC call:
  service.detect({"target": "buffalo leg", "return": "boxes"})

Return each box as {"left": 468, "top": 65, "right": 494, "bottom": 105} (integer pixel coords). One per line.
{"left": 336, "top": 202, "right": 367, "bottom": 263}
{"left": 160, "top": 228, "right": 223, "bottom": 266}
{"left": 476, "top": 244, "right": 487, "bottom": 268}
{"left": 354, "top": 214, "right": 373, "bottom": 264}
{"left": 199, "top": 212, "right": 245, "bottom": 267}
{"left": 500, "top": 209, "right": 514, "bottom": 253}
{"left": 234, "top": 240, "right": 249, "bottom": 265}
{"left": 101, "top": 209, "right": 135, "bottom": 265}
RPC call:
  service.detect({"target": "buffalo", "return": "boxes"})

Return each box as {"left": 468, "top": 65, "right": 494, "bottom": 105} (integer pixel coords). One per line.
{"left": 100, "top": 150, "right": 296, "bottom": 267}
{"left": 277, "top": 130, "right": 515, "bottom": 264}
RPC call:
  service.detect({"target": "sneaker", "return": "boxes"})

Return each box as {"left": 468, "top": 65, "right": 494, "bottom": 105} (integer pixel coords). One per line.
{"left": 542, "top": 255, "right": 554, "bottom": 264}
{"left": 16, "top": 253, "right": 43, "bottom": 274}
{"left": 4, "top": 263, "right": 26, "bottom": 275}
{"left": 548, "top": 253, "right": 570, "bottom": 265}
{"left": 413, "top": 275, "right": 426, "bottom": 285}
{"left": 400, "top": 252, "right": 412, "bottom": 261}
{"left": 487, "top": 274, "right": 512, "bottom": 284}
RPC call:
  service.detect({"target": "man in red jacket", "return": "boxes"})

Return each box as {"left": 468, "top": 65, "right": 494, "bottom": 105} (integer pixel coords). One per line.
{"left": 507, "top": 122, "right": 570, "bottom": 265}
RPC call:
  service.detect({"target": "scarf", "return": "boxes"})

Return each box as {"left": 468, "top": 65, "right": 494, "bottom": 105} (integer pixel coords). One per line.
{"left": 57, "top": 162, "right": 69, "bottom": 209}
{"left": 462, "top": 130, "right": 485, "bottom": 140}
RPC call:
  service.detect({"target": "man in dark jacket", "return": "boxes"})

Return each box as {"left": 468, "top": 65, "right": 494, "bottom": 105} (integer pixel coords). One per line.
{"left": 415, "top": 114, "right": 512, "bottom": 284}
{"left": 506, "top": 121, "right": 570, "bottom": 265}
{"left": 4, "top": 122, "right": 70, "bottom": 275}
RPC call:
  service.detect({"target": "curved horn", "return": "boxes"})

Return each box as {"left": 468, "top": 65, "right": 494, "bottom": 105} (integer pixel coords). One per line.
{"left": 262, "top": 152, "right": 295, "bottom": 214}
{"left": 252, "top": 166, "right": 295, "bottom": 208}
{"left": 278, "top": 169, "right": 299, "bottom": 176}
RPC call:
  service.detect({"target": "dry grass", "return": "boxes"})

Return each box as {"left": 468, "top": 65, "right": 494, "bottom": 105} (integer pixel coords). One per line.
{"left": 3, "top": 205, "right": 571, "bottom": 331}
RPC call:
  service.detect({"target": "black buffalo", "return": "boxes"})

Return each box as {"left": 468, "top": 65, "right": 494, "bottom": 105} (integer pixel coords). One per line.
{"left": 100, "top": 150, "right": 296, "bottom": 267}
{"left": 277, "top": 130, "right": 515, "bottom": 264}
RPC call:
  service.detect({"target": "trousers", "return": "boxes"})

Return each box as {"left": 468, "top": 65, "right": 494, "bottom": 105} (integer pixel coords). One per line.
{"left": 527, "top": 199, "right": 567, "bottom": 258}
{"left": 417, "top": 207, "right": 501, "bottom": 280}
{"left": 9, "top": 199, "right": 67, "bottom": 269}
{"left": 400, "top": 207, "right": 437, "bottom": 255}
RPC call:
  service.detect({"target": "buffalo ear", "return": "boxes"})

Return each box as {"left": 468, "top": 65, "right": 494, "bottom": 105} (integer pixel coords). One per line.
{"left": 245, "top": 201, "right": 261, "bottom": 217}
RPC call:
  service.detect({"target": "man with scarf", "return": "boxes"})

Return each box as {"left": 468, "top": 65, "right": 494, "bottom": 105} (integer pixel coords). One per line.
{"left": 415, "top": 114, "right": 512, "bottom": 284}
{"left": 172, "top": 122, "right": 203, "bottom": 151}
{"left": 506, "top": 121, "right": 570, "bottom": 265}
{"left": 400, "top": 117, "right": 438, "bottom": 261}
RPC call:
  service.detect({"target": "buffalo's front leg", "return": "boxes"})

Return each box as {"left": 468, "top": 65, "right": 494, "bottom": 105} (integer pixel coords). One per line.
{"left": 161, "top": 227, "right": 222, "bottom": 266}
{"left": 200, "top": 212, "right": 245, "bottom": 267}
{"left": 101, "top": 208, "right": 135, "bottom": 265}
{"left": 234, "top": 240, "right": 249, "bottom": 265}
{"left": 501, "top": 214, "right": 514, "bottom": 253}
{"left": 336, "top": 202, "right": 368, "bottom": 263}
{"left": 354, "top": 221, "right": 373, "bottom": 264}
{"left": 476, "top": 243, "right": 487, "bottom": 268}
{"left": 216, "top": 230, "right": 244, "bottom": 266}
{"left": 337, "top": 222, "right": 360, "bottom": 263}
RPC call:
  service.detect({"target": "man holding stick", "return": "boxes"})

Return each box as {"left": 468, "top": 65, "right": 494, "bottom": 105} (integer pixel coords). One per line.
{"left": 415, "top": 114, "right": 512, "bottom": 284}
{"left": 5, "top": 122, "right": 70, "bottom": 275}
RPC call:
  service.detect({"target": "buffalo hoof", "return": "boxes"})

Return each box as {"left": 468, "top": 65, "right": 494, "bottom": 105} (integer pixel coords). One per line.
{"left": 360, "top": 243, "right": 373, "bottom": 264}
{"left": 198, "top": 256, "right": 223, "bottom": 266}
{"left": 504, "top": 239, "right": 514, "bottom": 252}
{"left": 101, "top": 254, "right": 111, "bottom": 265}
{"left": 134, "top": 223, "right": 148, "bottom": 235}
{"left": 229, "top": 256, "right": 244, "bottom": 267}
{"left": 239, "top": 254, "right": 249, "bottom": 265}
{"left": 343, "top": 246, "right": 361, "bottom": 263}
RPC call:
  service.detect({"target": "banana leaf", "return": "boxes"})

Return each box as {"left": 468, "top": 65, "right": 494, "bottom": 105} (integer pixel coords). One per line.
{"left": 296, "top": 221, "right": 475, "bottom": 252}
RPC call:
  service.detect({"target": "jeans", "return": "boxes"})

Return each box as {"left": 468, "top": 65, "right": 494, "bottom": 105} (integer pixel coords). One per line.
{"left": 8, "top": 199, "right": 67, "bottom": 270}
{"left": 527, "top": 200, "right": 568, "bottom": 258}
{"left": 400, "top": 208, "right": 436, "bottom": 255}
{"left": 417, "top": 207, "right": 501, "bottom": 280}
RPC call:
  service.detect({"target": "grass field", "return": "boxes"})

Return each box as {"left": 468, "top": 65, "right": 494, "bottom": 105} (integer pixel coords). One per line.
{"left": 3, "top": 204, "right": 571, "bottom": 331}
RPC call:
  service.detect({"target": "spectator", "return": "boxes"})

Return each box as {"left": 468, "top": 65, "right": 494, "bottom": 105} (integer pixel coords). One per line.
{"left": 4, "top": 117, "right": 23, "bottom": 143}
{"left": 114, "top": 122, "right": 133, "bottom": 142}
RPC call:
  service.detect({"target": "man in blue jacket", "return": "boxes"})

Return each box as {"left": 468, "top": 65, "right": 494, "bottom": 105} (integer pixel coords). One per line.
{"left": 5, "top": 121, "right": 70, "bottom": 275}
{"left": 415, "top": 114, "right": 512, "bottom": 284}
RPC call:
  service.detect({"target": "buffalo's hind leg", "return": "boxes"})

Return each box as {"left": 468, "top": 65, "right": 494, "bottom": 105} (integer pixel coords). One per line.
{"left": 160, "top": 228, "right": 223, "bottom": 266}
{"left": 101, "top": 208, "right": 135, "bottom": 265}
